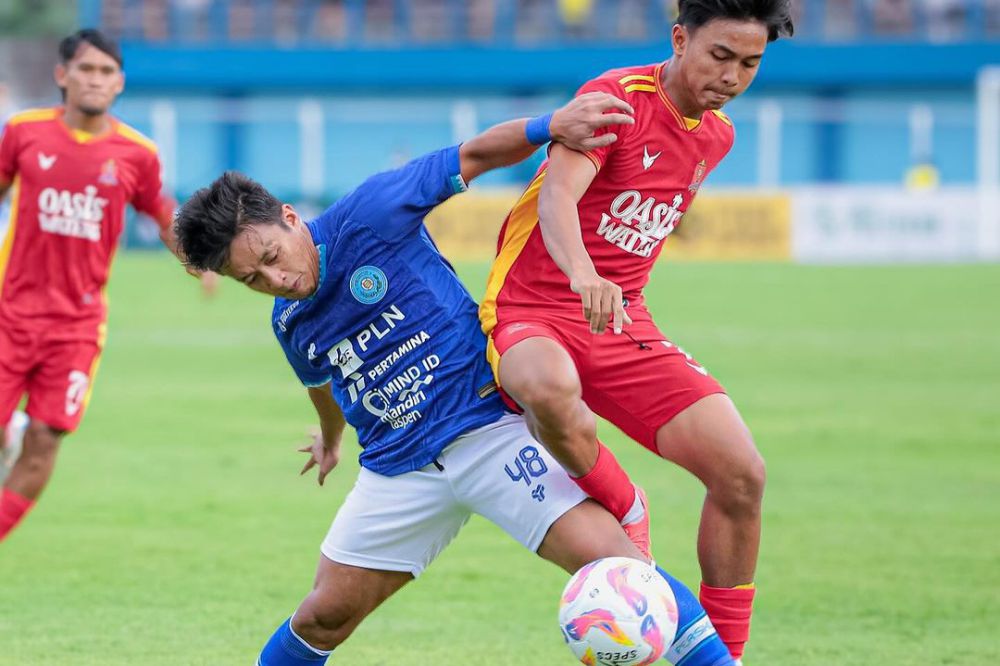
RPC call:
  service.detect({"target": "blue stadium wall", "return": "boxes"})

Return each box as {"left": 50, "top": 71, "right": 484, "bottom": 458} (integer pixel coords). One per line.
{"left": 110, "top": 41, "right": 997, "bottom": 199}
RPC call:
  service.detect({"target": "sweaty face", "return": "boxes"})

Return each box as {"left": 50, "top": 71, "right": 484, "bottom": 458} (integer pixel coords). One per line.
{"left": 55, "top": 43, "right": 124, "bottom": 116}
{"left": 225, "top": 209, "right": 321, "bottom": 299}
{"left": 674, "top": 19, "right": 768, "bottom": 112}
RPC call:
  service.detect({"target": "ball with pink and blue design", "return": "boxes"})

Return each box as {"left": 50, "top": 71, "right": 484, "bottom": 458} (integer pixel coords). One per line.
{"left": 559, "top": 557, "right": 679, "bottom": 666}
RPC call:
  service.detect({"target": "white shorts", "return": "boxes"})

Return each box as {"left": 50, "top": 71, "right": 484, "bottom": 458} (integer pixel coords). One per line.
{"left": 321, "top": 414, "right": 587, "bottom": 576}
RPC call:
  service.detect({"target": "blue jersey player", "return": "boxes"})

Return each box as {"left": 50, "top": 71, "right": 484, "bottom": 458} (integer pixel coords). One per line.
{"left": 174, "top": 94, "right": 736, "bottom": 666}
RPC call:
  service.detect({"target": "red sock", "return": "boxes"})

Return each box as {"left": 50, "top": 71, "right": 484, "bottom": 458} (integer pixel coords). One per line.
{"left": 0, "top": 487, "right": 35, "bottom": 542}
{"left": 699, "top": 582, "right": 755, "bottom": 660}
{"left": 570, "top": 442, "right": 636, "bottom": 523}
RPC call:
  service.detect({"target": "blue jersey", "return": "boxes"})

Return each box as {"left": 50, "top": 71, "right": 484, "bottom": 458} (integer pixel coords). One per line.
{"left": 271, "top": 146, "right": 507, "bottom": 476}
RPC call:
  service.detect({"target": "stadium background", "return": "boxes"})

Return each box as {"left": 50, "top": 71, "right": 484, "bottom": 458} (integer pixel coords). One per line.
{"left": 0, "top": 2, "right": 997, "bottom": 664}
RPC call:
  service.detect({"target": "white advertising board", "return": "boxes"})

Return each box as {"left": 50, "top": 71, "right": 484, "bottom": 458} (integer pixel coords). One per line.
{"left": 793, "top": 187, "right": 983, "bottom": 263}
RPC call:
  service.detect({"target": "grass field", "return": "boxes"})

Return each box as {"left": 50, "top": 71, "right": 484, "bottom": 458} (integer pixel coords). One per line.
{"left": 1, "top": 254, "right": 997, "bottom": 665}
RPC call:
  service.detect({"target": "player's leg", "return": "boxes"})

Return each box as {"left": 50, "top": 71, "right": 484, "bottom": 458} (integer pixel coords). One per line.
{"left": 490, "top": 320, "right": 649, "bottom": 556}
{"left": 260, "top": 461, "right": 470, "bottom": 663}
{"left": 0, "top": 420, "right": 66, "bottom": 540}
{"left": 259, "top": 559, "right": 412, "bottom": 664}
{"left": 0, "top": 411, "right": 28, "bottom": 481}
{"left": 0, "top": 326, "right": 37, "bottom": 541}
{"left": 458, "top": 416, "right": 734, "bottom": 666}
{"left": 5, "top": 421, "right": 68, "bottom": 502}
{"left": 1, "top": 336, "right": 102, "bottom": 541}
{"left": 654, "top": 394, "right": 764, "bottom": 662}
{"left": 578, "top": 319, "right": 763, "bottom": 660}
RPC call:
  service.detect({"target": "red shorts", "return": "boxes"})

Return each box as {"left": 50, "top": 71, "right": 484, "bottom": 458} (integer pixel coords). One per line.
{"left": 0, "top": 323, "right": 105, "bottom": 432}
{"left": 487, "top": 308, "right": 725, "bottom": 453}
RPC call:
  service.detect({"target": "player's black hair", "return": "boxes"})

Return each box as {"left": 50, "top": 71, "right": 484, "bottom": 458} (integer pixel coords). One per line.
{"left": 677, "top": 0, "right": 794, "bottom": 41}
{"left": 174, "top": 172, "right": 285, "bottom": 273}
{"left": 58, "top": 28, "right": 124, "bottom": 68}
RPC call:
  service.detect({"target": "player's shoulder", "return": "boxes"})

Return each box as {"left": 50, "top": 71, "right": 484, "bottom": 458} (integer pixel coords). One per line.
{"left": 591, "top": 64, "right": 656, "bottom": 90}
{"left": 4, "top": 107, "right": 60, "bottom": 131}
{"left": 273, "top": 296, "right": 307, "bottom": 337}
{"left": 704, "top": 108, "right": 736, "bottom": 144}
{"left": 709, "top": 109, "right": 734, "bottom": 129}
{"left": 112, "top": 119, "right": 159, "bottom": 156}
{"left": 581, "top": 64, "right": 658, "bottom": 108}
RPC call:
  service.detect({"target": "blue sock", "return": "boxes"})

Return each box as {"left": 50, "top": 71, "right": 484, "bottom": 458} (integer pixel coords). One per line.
{"left": 258, "top": 617, "right": 332, "bottom": 666}
{"left": 656, "top": 567, "right": 735, "bottom": 666}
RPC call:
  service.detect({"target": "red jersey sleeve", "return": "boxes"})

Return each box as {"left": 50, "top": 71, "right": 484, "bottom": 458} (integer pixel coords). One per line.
{"left": 0, "top": 121, "right": 19, "bottom": 184}
{"left": 131, "top": 150, "right": 175, "bottom": 230}
{"left": 575, "top": 76, "right": 631, "bottom": 172}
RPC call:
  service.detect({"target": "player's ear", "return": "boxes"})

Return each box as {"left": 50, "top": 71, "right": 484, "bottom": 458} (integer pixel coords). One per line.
{"left": 54, "top": 63, "right": 68, "bottom": 89}
{"left": 281, "top": 203, "right": 300, "bottom": 228}
{"left": 116, "top": 71, "right": 126, "bottom": 96}
{"left": 671, "top": 24, "right": 687, "bottom": 57}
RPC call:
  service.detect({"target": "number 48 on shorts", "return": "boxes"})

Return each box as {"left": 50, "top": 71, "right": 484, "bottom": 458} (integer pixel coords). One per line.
{"left": 505, "top": 445, "right": 549, "bottom": 502}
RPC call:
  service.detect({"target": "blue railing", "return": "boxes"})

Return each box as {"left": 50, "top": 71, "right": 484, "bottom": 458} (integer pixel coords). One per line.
{"left": 79, "top": 0, "right": 1000, "bottom": 46}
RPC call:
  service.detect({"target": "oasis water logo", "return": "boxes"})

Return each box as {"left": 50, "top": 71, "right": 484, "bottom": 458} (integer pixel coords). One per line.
{"left": 350, "top": 266, "right": 388, "bottom": 304}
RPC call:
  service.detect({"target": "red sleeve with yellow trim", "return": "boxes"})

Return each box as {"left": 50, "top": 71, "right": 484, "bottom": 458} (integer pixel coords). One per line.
{"left": 0, "top": 121, "right": 18, "bottom": 183}
{"left": 575, "top": 75, "right": 633, "bottom": 172}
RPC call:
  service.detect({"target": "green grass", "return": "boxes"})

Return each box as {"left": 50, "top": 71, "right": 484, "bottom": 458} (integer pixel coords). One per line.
{"left": 1, "top": 255, "right": 998, "bottom": 665}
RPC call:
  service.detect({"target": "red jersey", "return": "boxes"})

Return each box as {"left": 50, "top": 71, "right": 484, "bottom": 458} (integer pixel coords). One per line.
{"left": 0, "top": 107, "right": 173, "bottom": 337}
{"left": 481, "top": 62, "right": 734, "bottom": 334}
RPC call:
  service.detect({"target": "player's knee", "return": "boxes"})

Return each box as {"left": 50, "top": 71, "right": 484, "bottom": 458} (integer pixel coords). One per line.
{"left": 511, "top": 370, "right": 581, "bottom": 416}
{"left": 710, "top": 448, "right": 765, "bottom": 518}
{"left": 22, "top": 422, "right": 62, "bottom": 461}
{"left": 292, "top": 593, "right": 367, "bottom": 652}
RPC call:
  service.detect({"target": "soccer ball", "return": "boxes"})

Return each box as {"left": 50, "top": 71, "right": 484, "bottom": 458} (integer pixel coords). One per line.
{"left": 559, "top": 557, "right": 679, "bottom": 666}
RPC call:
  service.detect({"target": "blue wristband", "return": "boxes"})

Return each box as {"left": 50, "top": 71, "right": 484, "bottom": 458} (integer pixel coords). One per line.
{"left": 526, "top": 112, "right": 554, "bottom": 145}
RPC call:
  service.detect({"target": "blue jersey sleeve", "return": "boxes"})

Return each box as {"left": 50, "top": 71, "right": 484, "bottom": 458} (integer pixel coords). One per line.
{"left": 273, "top": 325, "right": 333, "bottom": 388}
{"left": 338, "top": 145, "right": 467, "bottom": 240}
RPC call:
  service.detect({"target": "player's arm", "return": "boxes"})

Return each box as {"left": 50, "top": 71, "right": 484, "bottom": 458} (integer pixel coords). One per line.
{"left": 0, "top": 121, "right": 17, "bottom": 201}
{"left": 299, "top": 384, "right": 347, "bottom": 486}
{"left": 458, "top": 92, "right": 634, "bottom": 183}
{"left": 538, "top": 143, "right": 631, "bottom": 335}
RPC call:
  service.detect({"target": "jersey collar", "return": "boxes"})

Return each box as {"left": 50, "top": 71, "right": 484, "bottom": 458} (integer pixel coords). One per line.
{"left": 306, "top": 243, "right": 328, "bottom": 301}
{"left": 54, "top": 106, "right": 119, "bottom": 145}
{"left": 654, "top": 61, "right": 704, "bottom": 134}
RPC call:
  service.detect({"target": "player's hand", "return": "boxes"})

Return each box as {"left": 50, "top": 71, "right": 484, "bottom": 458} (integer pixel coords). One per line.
{"left": 550, "top": 92, "right": 635, "bottom": 153}
{"left": 569, "top": 270, "right": 633, "bottom": 335}
{"left": 298, "top": 430, "right": 342, "bottom": 486}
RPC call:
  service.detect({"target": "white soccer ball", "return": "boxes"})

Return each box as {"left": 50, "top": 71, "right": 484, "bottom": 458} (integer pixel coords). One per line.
{"left": 559, "top": 557, "right": 679, "bottom": 666}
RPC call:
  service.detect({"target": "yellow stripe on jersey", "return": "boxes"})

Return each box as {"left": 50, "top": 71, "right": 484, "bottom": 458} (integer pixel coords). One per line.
{"left": 711, "top": 109, "right": 733, "bottom": 127}
{"left": 479, "top": 170, "right": 547, "bottom": 335}
{"left": 0, "top": 176, "right": 20, "bottom": 300}
{"left": 80, "top": 322, "right": 109, "bottom": 414}
{"left": 618, "top": 74, "right": 656, "bottom": 85}
{"left": 624, "top": 84, "right": 657, "bottom": 94}
{"left": 652, "top": 61, "right": 695, "bottom": 132}
{"left": 582, "top": 150, "right": 602, "bottom": 173}
{"left": 684, "top": 117, "right": 701, "bottom": 131}
{"left": 7, "top": 107, "right": 58, "bottom": 127}
{"left": 486, "top": 336, "right": 503, "bottom": 386}
{"left": 116, "top": 123, "right": 159, "bottom": 154}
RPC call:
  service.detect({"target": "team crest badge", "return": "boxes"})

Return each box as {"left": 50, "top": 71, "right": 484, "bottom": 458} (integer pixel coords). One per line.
{"left": 99, "top": 159, "right": 118, "bottom": 186}
{"left": 688, "top": 159, "right": 707, "bottom": 193}
{"left": 350, "top": 266, "right": 388, "bottom": 304}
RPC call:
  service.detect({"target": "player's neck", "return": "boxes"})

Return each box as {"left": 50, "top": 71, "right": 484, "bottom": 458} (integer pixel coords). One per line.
{"left": 660, "top": 61, "right": 705, "bottom": 121}
{"left": 61, "top": 106, "right": 112, "bottom": 135}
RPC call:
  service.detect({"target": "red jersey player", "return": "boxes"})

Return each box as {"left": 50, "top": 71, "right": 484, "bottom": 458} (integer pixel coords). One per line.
{"left": 481, "top": 2, "right": 793, "bottom": 662}
{"left": 0, "top": 30, "right": 204, "bottom": 542}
